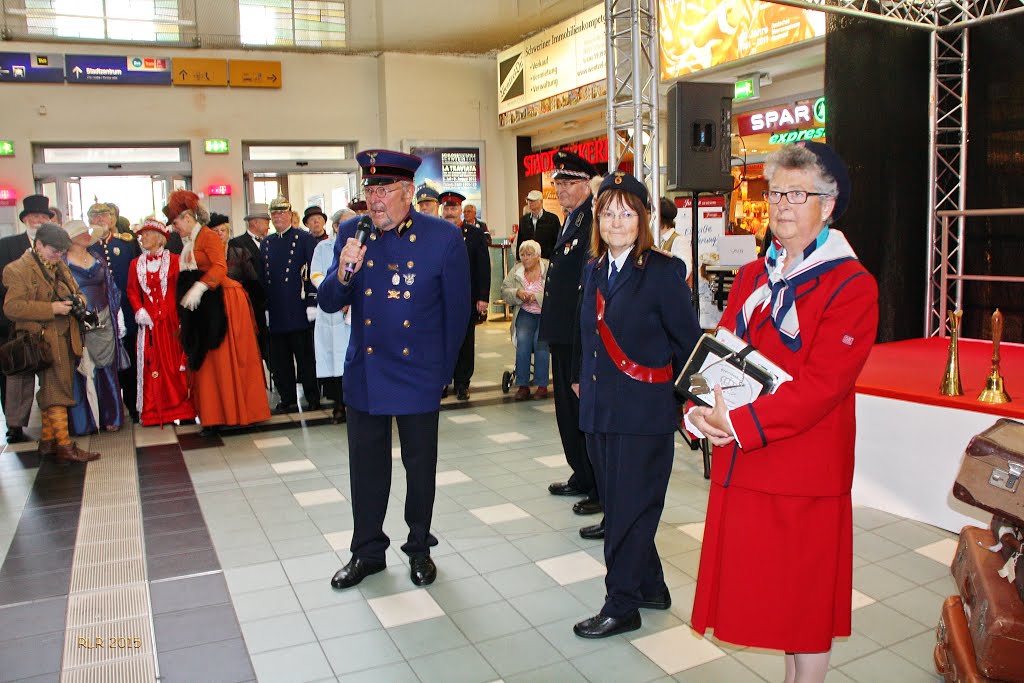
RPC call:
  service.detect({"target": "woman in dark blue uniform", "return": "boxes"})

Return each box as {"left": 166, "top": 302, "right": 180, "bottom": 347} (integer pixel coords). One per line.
{"left": 572, "top": 172, "right": 702, "bottom": 638}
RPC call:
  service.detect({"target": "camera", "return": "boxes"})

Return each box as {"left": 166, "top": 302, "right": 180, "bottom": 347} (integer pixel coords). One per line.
{"left": 66, "top": 297, "right": 100, "bottom": 329}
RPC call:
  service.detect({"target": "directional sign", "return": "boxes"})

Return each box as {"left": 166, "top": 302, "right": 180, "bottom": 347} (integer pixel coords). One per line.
{"left": 0, "top": 52, "right": 64, "bottom": 83}
{"left": 173, "top": 58, "right": 228, "bottom": 87}
{"left": 229, "top": 60, "right": 282, "bottom": 89}
{"left": 65, "top": 55, "right": 172, "bottom": 85}
{"left": 0, "top": 141, "right": 14, "bottom": 157}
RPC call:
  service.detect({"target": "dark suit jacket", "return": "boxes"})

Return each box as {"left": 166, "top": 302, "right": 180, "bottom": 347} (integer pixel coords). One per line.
{"left": 539, "top": 201, "right": 592, "bottom": 346}
{"left": 0, "top": 233, "right": 32, "bottom": 334}
{"left": 517, "top": 210, "right": 560, "bottom": 260}
{"left": 462, "top": 224, "right": 491, "bottom": 306}
{"left": 228, "top": 232, "right": 267, "bottom": 329}
{"left": 167, "top": 231, "right": 184, "bottom": 255}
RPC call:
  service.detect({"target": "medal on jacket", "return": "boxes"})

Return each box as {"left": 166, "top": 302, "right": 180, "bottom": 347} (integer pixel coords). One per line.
{"left": 392, "top": 273, "right": 401, "bottom": 286}
{"left": 113, "top": 247, "right": 121, "bottom": 256}
{"left": 403, "top": 273, "right": 415, "bottom": 286}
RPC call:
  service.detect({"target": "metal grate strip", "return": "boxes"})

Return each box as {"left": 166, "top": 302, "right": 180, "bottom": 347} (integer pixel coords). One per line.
{"left": 66, "top": 584, "right": 149, "bottom": 628}
{"left": 72, "top": 538, "right": 143, "bottom": 568}
{"left": 69, "top": 558, "right": 146, "bottom": 593}
{"left": 62, "top": 616, "right": 154, "bottom": 669}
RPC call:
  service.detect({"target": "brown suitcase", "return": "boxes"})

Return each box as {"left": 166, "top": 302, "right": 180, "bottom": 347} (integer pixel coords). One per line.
{"left": 951, "top": 526, "right": 1024, "bottom": 681}
{"left": 935, "top": 595, "right": 996, "bottom": 683}
{"left": 954, "top": 419, "right": 1024, "bottom": 527}
{"left": 989, "top": 518, "right": 1024, "bottom": 602}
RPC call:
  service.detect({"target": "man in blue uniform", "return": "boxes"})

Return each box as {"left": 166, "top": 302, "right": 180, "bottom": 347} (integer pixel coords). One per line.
{"left": 539, "top": 150, "right": 602, "bottom": 518}
{"left": 440, "top": 191, "right": 490, "bottom": 401}
{"left": 87, "top": 201, "right": 141, "bottom": 421}
{"left": 261, "top": 195, "right": 320, "bottom": 414}
{"left": 320, "top": 149, "right": 470, "bottom": 589}
{"left": 415, "top": 185, "right": 440, "bottom": 218}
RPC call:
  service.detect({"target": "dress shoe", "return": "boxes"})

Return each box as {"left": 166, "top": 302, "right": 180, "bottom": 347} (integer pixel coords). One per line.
{"left": 37, "top": 439, "right": 56, "bottom": 457}
{"left": 573, "top": 498, "right": 602, "bottom": 515}
{"left": 302, "top": 400, "right": 322, "bottom": 411}
{"left": 636, "top": 589, "right": 672, "bottom": 610}
{"left": 533, "top": 386, "right": 549, "bottom": 399}
{"left": 456, "top": 387, "right": 470, "bottom": 401}
{"left": 514, "top": 386, "right": 530, "bottom": 400}
{"left": 548, "top": 481, "right": 583, "bottom": 496}
{"left": 331, "top": 407, "right": 347, "bottom": 424}
{"left": 579, "top": 521, "right": 605, "bottom": 540}
{"left": 441, "top": 385, "right": 450, "bottom": 399}
{"left": 55, "top": 443, "right": 100, "bottom": 463}
{"left": 273, "top": 402, "right": 298, "bottom": 415}
{"left": 410, "top": 556, "right": 437, "bottom": 586}
{"left": 330, "top": 557, "right": 386, "bottom": 589}
{"left": 5, "top": 427, "right": 27, "bottom": 444}
{"left": 573, "top": 611, "right": 641, "bottom": 639}
{"left": 198, "top": 425, "right": 221, "bottom": 438}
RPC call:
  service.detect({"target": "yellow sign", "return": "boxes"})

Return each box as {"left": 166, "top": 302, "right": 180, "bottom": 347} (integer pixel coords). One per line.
{"left": 229, "top": 60, "right": 282, "bottom": 89}
{"left": 172, "top": 58, "right": 228, "bottom": 86}
{"left": 659, "top": 0, "right": 825, "bottom": 80}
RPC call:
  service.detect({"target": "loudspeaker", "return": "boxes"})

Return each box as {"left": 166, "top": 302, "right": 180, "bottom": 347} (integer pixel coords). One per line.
{"left": 666, "top": 82, "right": 734, "bottom": 192}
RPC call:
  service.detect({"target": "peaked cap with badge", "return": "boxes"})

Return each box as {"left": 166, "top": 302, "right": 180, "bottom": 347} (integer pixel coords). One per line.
{"left": 415, "top": 186, "right": 440, "bottom": 204}
{"left": 551, "top": 149, "right": 598, "bottom": 180}
{"left": 357, "top": 149, "right": 421, "bottom": 186}
{"left": 598, "top": 171, "right": 651, "bottom": 209}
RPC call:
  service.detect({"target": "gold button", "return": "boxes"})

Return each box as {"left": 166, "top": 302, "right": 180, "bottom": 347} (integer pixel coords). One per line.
{"left": 407, "top": 261, "right": 414, "bottom": 268}
{"left": 403, "top": 320, "right": 410, "bottom": 328}
{"left": 402, "top": 348, "right": 410, "bottom": 356}
{"left": 370, "top": 233, "right": 377, "bottom": 241}
{"left": 365, "top": 288, "right": 372, "bottom": 296}
{"left": 367, "top": 260, "right": 374, "bottom": 268}
{"left": 593, "top": 351, "right": 597, "bottom": 357}
{"left": 404, "top": 291, "right": 410, "bottom": 299}
{"left": 367, "top": 347, "right": 374, "bottom": 354}
{"left": 284, "top": 277, "right": 288, "bottom": 282}
{"left": 410, "top": 235, "right": 417, "bottom": 242}
{"left": 365, "top": 319, "right": 372, "bottom": 326}
{"left": 620, "top": 360, "right": 626, "bottom": 367}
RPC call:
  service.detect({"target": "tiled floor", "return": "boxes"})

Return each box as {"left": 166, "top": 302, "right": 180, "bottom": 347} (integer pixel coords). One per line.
{"left": 0, "top": 320, "right": 956, "bottom": 682}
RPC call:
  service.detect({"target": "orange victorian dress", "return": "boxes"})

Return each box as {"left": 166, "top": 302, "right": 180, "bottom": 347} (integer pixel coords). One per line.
{"left": 184, "top": 226, "right": 271, "bottom": 427}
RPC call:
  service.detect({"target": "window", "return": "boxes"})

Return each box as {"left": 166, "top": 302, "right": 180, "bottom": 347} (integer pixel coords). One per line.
{"left": 239, "top": 0, "right": 346, "bottom": 49}
{"left": 22, "top": 0, "right": 182, "bottom": 42}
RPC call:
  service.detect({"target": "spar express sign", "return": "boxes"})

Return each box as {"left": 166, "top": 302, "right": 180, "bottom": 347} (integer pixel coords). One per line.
{"left": 737, "top": 97, "right": 826, "bottom": 139}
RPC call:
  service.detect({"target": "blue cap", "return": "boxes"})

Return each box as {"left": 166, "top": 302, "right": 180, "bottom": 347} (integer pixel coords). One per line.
{"left": 796, "top": 141, "right": 851, "bottom": 221}
{"left": 438, "top": 191, "right": 466, "bottom": 206}
{"left": 598, "top": 171, "right": 650, "bottom": 210}
{"left": 357, "top": 149, "right": 422, "bottom": 186}
{"left": 415, "top": 186, "right": 440, "bottom": 204}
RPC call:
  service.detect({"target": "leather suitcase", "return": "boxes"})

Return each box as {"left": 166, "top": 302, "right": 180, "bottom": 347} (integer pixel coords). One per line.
{"left": 951, "top": 526, "right": 1024, "bottom": 681}
{"left": 935, "top": 595, "right": 996, "bottom": 683}
{"left": 954, "top": 419, "right": 1024, "bottom": 527}
{"left": 990, "top": 517, "right": 1024, "bottom": 602}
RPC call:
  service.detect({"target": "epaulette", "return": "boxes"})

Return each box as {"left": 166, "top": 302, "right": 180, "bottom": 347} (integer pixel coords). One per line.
{"left": 650, "top": 246, "right": 672, "bottom": 259}
{"left": 119, "top": 232, "right": 135, "bottom": 241}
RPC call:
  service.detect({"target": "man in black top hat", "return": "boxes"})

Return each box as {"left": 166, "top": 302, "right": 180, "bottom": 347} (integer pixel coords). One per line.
{"left": 539, "top": 150, "right": 602, "bottom": 517}
{"left": 0, "top": 194, "right": 52, "bottom": 442}
{"left": 303, "top": 205, "right": 330, "bottom": 242}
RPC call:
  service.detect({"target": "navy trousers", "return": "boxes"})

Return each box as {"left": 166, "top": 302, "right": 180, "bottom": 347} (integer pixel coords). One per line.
{"left": 551, "top": 343, "right": 596, "bottom": 499}
{"left": 346, "top": 406, "right": 439, "bottom": 562}
{"left": 586, "top": 431, "right": 674, "bottom": 618}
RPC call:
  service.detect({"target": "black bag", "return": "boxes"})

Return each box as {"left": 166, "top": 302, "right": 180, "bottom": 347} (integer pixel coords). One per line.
{"left": 0, "top": 329, "right": 53, "bottom": 375}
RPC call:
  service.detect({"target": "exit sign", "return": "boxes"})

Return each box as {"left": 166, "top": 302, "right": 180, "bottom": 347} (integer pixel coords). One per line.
{"left": 0, "top": 141, "right": 14, "bottom": 157}
{"left": 204, "top": 139, "right": 229, "bottom": 154}
{"left": 734, "top": 76, "right": 760, "bottom": 102}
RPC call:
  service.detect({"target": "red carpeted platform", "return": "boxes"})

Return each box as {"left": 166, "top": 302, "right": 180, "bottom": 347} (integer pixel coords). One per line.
{"left": 856, "top": 337, "right": 1024, "bottom": 419}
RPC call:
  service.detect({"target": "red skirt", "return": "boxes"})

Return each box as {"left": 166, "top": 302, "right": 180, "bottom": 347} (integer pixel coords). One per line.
{"left": 691, "top": 483, "right": 853, "bottom": 652}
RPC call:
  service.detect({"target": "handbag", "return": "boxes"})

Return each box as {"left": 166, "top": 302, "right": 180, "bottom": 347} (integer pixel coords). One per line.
{"left": 953, "top": 419, "right": 1024, "bottom": 528}
{"left": 0, "top": 329, "right": 53, "bottom": 375}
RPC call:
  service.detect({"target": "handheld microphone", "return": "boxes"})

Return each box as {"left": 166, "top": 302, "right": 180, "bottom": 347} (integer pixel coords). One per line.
{"left": 343, "top": 216, "right": 373, "bottom": 284}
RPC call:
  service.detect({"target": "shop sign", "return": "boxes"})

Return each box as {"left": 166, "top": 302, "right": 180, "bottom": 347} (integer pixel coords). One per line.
{"left": 737, "top": 97, "right": 826, "bottom": 136}
{"left": 768, "top": 127, "right": 825, "bottom": 145}
{"left": 522, "top": 138, "right": 608, "bottom": 177}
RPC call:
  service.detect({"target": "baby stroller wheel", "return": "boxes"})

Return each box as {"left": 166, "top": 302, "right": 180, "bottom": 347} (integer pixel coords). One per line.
{"left": 501, "top": 370, "right": 514, "bottom": 393}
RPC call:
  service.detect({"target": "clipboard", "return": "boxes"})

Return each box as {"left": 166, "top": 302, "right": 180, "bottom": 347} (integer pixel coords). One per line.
{"left": 674, "top": 332, "right": 780, "bottom": 410}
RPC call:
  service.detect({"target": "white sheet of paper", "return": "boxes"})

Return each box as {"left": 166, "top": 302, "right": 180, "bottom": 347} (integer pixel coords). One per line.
{"left": 695, "top": 352, "right": 766, "bottom": 410}
{"left": 714, "top": 328, "right": 792, "bottom": 392}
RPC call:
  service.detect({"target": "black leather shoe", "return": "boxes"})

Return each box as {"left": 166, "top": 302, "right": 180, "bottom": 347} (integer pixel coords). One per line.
{"left": 331, "top": 407, "right": 347, "bottom": 424}
{"left": 548, "top": 481, "right": 583, "bottom": 496}
{"left": 331, "top": 557, "right": 386, "bottom": 589}
{"left": 441, "top": 385, "right": 450, "bottom": 399}
{"left": 410, "top": 556, "right": 437, "bottom": 586}
{"left": 573, "top": 611, "right": 641, "bottom": 639}
{"left": 274, "top": 402, "right": 298, "bottom": 415}
{"left": 573, "top": 498, "right": 602, "bottom": 516}
{"left": 456, "top": 387, "right": 470, "bottom": 401}
{"left": 636, "top": 590, "right": 672, "bottom": 610}
{"left": 6, "top": 427, "right": 27, "bottom": 444}
{"left": 579, "top": 521, "right": 605, "bottom": 540}
{"left": 198, "top": 425, "right": 221, "bottom": 438}
{"left": 302, "top": 401, "right": 322, "bottom": 411}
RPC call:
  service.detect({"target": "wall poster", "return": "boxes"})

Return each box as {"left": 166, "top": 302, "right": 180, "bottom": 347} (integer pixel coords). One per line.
{"left": 403, "top": 140, "right": 485, "bottom": 219}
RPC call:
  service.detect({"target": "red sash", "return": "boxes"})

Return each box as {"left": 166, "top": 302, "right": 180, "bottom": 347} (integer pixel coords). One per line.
{"left": 595, "top": 289, "right": 672, "bottom": 383}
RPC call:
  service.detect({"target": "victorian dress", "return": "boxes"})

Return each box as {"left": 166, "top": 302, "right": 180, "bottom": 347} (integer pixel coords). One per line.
{"left": 66, "top": 255, "right": 126, "bottom": 435}
{"left": 126, "top": 249, "right": 196, "bottom": 426}
{"left": 180, "top": 225, "right": 270, "bottom": 427}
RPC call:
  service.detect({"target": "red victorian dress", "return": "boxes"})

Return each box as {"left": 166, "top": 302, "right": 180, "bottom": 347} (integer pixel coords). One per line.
{"left": 126, "top": 249, "right": 196, "bottom": 426}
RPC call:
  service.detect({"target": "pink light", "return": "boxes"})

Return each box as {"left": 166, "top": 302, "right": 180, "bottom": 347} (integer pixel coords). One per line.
{"left": 0, "top": 188, "right": 16, "bottom": 207}
{"left": 208, "top": 184, "right": 231, "bottom": 196}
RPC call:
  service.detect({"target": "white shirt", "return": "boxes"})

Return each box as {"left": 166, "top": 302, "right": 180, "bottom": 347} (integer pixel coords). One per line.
{"left": 607, "top": 246, "right": 633, "bottom": 279}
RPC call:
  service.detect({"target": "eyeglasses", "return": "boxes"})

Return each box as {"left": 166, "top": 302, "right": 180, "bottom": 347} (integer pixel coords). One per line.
{"left": 364, "top": 185, "right": 403, "bottom": 199}
{"left": 763, "top": 190, "right": 832, "bottom": 205}
{"left": 598, "top": 210, "right": 638, "bottom": 222}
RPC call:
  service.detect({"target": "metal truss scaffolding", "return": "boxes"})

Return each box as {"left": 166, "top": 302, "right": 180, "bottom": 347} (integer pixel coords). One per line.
{"left": 606, "top": 0, "right": 1020, "bottom": 335}
{"left": 605, "top": 0, "right": 661, "bottom": 238}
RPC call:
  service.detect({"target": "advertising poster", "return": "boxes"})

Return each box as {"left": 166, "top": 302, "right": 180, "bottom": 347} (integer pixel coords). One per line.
{"left": 659, "top": 0, "right": 825, "bottom": 80}
{"left": 406, "top": 143, "right": 484, "bottom": 218}
{"left": 673, "top": 196, "right": 727, "bottom": 328}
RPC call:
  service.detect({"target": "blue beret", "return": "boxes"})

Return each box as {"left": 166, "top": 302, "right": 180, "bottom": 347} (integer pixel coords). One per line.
{"left": 551, "top": 149, "right": 598, "bottom": 180}
{"left": 796, "top": 141, "right": 851, "bottom": 221}
{"left": 415, "top": 186, "right": 440, "bottom": 203}
{"left": 438, "top": 191, "right": 466, "bottom": 206}
{"left": 598, "top": 171, "right": 650, "bottom": 210}
{"left": 357, "top": 149, "right": 422, "bottom": 186}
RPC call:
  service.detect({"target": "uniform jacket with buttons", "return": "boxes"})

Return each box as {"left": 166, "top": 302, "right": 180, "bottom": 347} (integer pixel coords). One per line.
{"left": 461, "top": 222, "right": 491, "bottom": 307}
{"left": 88, "top": 232, "right": 141, "bottom": 337}
{"left": 539, "top": 200, "right": 592, "bottom": 346}
{"left": 318, "top": 213, "right": 471, "bottom": 416}
{"left": 260, "top": 226, "right": 318, "bottom": 334}
{"left": 575, "top": 248, "right": 701, "bottom": 435}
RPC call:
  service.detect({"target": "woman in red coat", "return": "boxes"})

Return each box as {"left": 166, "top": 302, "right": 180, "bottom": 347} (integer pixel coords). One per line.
{"left": 688, "top": 142, "right": 878, "bottom": 683}
{"left": 165, "top": 191, "right": 270, "bottom": 436}
{"left": 126, "top": 218, "right": 195, "bottom": 426}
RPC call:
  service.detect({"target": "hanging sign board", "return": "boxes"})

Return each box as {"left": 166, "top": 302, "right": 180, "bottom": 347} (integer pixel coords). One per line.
{"left": 229, "top": 60, "right": 282, "bottom": 88}
{"left": 0, "top": 52, "right": 64, "bottom": 83}
{"left": 65, "top": 55, "right": 172, "bottom": 85}
{"left": 173, "top": 58, "right": 228, "bottom": 87}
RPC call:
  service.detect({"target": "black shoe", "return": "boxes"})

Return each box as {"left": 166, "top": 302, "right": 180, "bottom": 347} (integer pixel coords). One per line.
{"left": 456, "top": 387, "right": 470, "bottom": 401}
{"left": 548, "top": 481, "right": 583, "bottom": 496}
{"left": 579, "top": 521, "right": 605, "bottom": 540}
{"left": 331, "top": 557, "right": 386, "bottom": 589}
{"left": 410, "top": 556, "right": 437, "bottom": 586}
{"left": 573, "top": 498, "right": 602, "bottom": 516}
{"left": 5, "top": 427, "right": 27, "bottom": 444}
{"left": 302, "top": 401, "right": 322, "bottom": 411}
{"left": 573, "top": 611, "right": 641, "bottom": 639}
{"left": 198, "top": 425, "right": 221, "bottom": 438}
{"left": 273, "top": 402, "right": 298, "bottom": 415}
{"left": 636, "top": 589, "right": 672, "bottom": 610}
{"left": 331, "top": 407, "right": 347, "bottom": 424}
{"left": 441, "top": 385, "right": 450, "bottom": 399}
